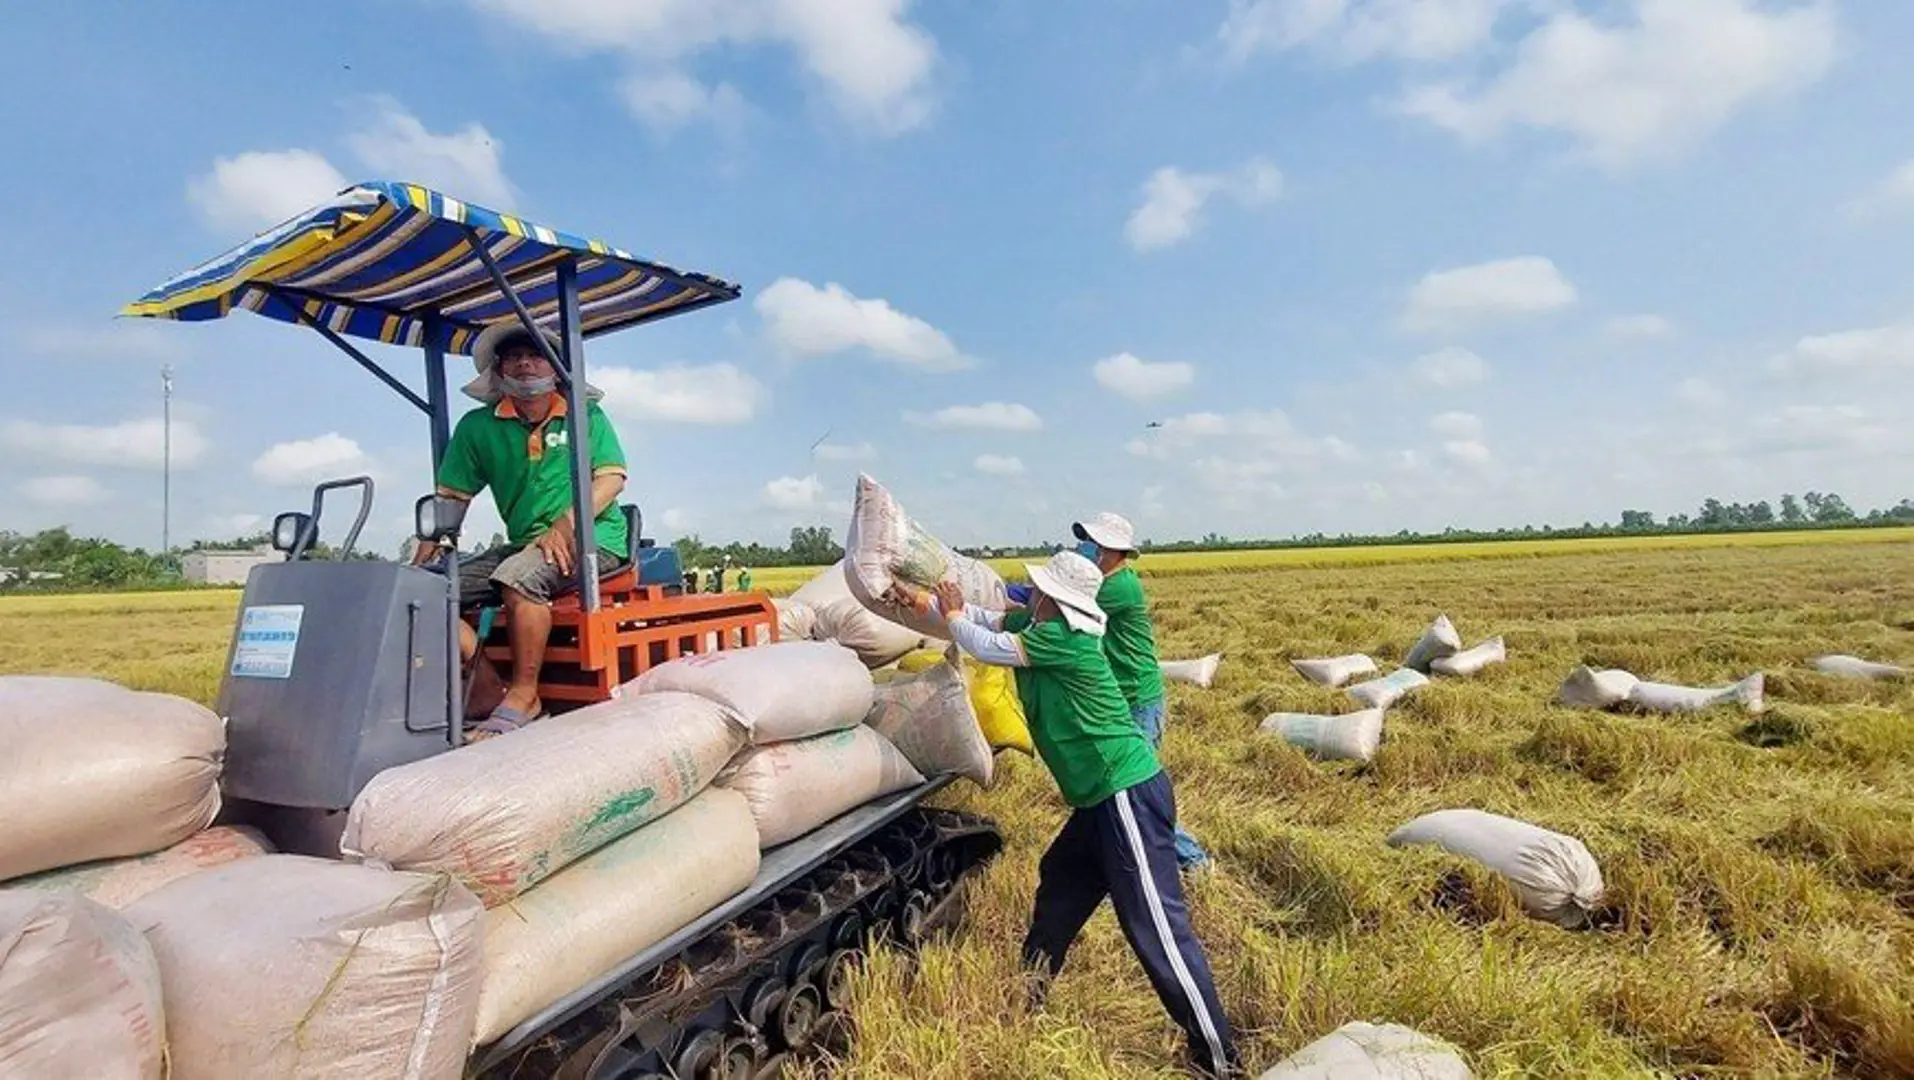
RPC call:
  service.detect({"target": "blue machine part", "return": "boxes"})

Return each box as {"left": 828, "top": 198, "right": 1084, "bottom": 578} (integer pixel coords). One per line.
{"left": 639, "top": 545, "right": 683, "bottom": 587}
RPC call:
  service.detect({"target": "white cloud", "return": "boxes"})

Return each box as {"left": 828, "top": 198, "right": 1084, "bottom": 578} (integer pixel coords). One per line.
{"left": 466, "top": 0, "right": 939, "bottom": 135}
{"left": 1605, "top": 314, "right": 1674, "bottom": 338}
{"left": 1843, "top": 160, "right": 1914, "bottom": 220}
{"left": 756, "top": 278, "right": 970, "bottom": 371}
{"left": 814, "top": 441, "right": 878, "bottom": 462}
{"left": 596, "top": 363, "right": 767, "bottom": 424}
{"left": 187, "top": 149, "right": 349, "bottom": 233}
{"left": 1411, "top": 346, "right": 1490, "bottom": 387}
{"left": 207, "top": 513, "right": 265, "bottom": 537}
{"left": 1125, "top": 158, "right": 1283, "bottom": 251}
{"left": 252, "top": 433, "right": 377, "bottom": 487}
{"left": 344, "top": 97, "right": 516, "bottom": 209}
{"left": 763, "top": 474, "right": 824, "bottom": 510}
{"left": 1093, "top": 352, "right": 1196, "bottom": 400}
{"left": 0, "top": 417, "right": 208, "bottom": 470}
{"left": 1430, "top": 411, "right": 1484, "bottom": 439}
{"left": 974, "top": 454, "right": 1025, "bottom": 476}
{"left": 1130, "top": 410, "right": 1358, "bottom": 478}
{"left": 618, "top": 70, "right": 749, "bottom": 134}
{"left": 1405, "top": 256, "right": 1576, "bottom": 332}
{"left": 1220, "top": 0, "right": 1515, "bottom": 65}
{"left": 1398, "top": 0, "right": 1837, "bottom": 169}
{"left": 662, "top": 507, "right": 693, "bottom": 531}
{"left": 904, "top": 402, "right": 1043, "bottom": 432}
{"left": 1442, "top": 439, "right": 1493, "bottom": 466}
{"left": 25, "top": 321, "right": 185, "bottom": 362}
{"left": 22, "top": 475, "right": 109, "bottom": 506}
{"left": 1772, "top": 324, "right": 1914, "bottom": 376}
{"left": 1193, "top": 456, "right": 1288, "bottom": 499}
{"left": 1675, "top": 376, "right": 1724, "bottom": 409}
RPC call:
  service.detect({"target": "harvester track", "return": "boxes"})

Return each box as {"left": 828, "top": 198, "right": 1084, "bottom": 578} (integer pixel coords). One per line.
{"left": 476, "top": 807, "right": 1003, "bottom": 1079}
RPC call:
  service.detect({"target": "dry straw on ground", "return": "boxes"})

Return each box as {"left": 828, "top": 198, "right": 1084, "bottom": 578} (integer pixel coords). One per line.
{"left": 3, "top": 534, "right": 1910, "bottom": 1078}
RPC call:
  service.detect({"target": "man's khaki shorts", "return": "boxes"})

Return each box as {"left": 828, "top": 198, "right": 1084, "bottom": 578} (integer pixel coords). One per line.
{"left": 457, "top": 544, "right": 629, "bottom": 607}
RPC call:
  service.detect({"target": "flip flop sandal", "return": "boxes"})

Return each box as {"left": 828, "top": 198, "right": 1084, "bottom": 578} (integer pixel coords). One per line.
{"left": 470, "top": 704, "right": 541, "bottom": 739}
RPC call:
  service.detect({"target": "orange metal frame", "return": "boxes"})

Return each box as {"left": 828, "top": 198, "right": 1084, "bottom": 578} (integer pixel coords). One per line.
{"left": 474, "top": 569, "right": 779, "bottom": 707}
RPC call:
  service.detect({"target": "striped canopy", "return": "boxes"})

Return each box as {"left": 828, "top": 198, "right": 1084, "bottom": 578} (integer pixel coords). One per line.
{"left": 122, "top": 181, "right": 740, "bottom": 355}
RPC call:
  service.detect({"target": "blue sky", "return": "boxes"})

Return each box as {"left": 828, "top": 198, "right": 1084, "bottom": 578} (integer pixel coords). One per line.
{"left": 4, "top": 0, "right": 1912, "bottom": 554}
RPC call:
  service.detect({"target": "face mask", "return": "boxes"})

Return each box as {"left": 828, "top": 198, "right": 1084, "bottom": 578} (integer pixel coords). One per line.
{"left": 1075, "top": 540, "right": 1101, "bottom": 562}
{"left": 499, "top": 374, "right": 557, "bottom": 399}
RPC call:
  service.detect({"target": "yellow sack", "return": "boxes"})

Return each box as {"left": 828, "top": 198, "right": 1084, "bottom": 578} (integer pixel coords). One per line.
{"left": 896, "top": 649, "right": 1034, "bottom": 756}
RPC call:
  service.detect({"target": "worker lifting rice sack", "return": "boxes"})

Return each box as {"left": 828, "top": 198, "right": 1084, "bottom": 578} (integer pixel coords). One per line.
{"left": 0, "top": 675, "right": 225, "bottom": 882}
{"left": 1387, "top": 809, "right": 1605, "bottom": 928}
{"left": 633, "top": 640, "right": 875, "bottom": 744}
{"left": 790, "top": 560, "right": 926, "bottom": 668}
{"left": 1402, "top": 614, "right": 1462, "bottom": 673}
{"left": 844, "top": 473, "right": 1009, "bottom": 641}
{"left": 342, "top": 690, "right": 744, "bottom": 906}
{"left": 1161, "top": 653, "right": 1224, "bottom": 688}
{"left": 1430, "top": 637, "right": 1506, "bottom": 678}
{"left": 473, "top": 788, "right": 760, "bottom": 1045}
{"left": 0, "top": 891, "right": 166, "bottom": 1079}
{"left": 1259, "top": 709, "right": 1386, "bottom": 764}
{"left": 127, "top": 856, "right": 484, "bottom": 1079}
{"left": 2, "top": 826, "right": 272, "bottom": 910}
{"left": 1348, "top": 669, "right": 1429, "bottom": 710}
{"left": 721, "top": 726, "right": 926, "bottom": 849}
{"left": 1291, "top": 654, "right": 1379, "bottom": 688}
{"left": 1257, "top": 1021, "right": 1473, "bottom": 1079}
{"left": 864, "top": 655, "right": 994, "bottom": 786}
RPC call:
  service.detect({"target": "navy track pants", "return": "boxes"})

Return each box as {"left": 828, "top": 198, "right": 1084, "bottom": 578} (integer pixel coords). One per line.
{"left": 1021, "top": 770, "right": 1239, "bottom": 1077}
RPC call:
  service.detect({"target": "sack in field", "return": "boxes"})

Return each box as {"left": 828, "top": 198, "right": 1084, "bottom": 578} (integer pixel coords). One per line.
{"left": 897, "top": 649, "right": 1035, "bottom": 755}
{"left": 1811, "top": 654, "right": 1906, "bottom": 680}
{"left": 128, "top": 856, "right": 483, "bottom": 1079}
{"left": 1626, "top": 673, "right": 1764, "bottom": 714}
{"left": 1259, "top": 709, "right": 1385, "bottom": 764}
{"left": 634, "top": 641, "right": 874, "bottom": 743}
{"left": 864, "top": 656, "right": 994, "bottom": 787}
{"left": 1555, "top": 666, "right": 1638, "bottom": 710}
{"left": 1161, "top": 653, "right": 1224, "bottom": 688}
{"left": 474, "top": 788, "right": 759, "bottom": 1045}
{"left": 721, "top": 726, "right": 925, "bottom": 849}
{"left": 815, "top": 597, "right": 928, "bottom": 669}
{"left": 1402, "top": 614, "right": 1462, "bottom": 673}
{"left": 1347, "top": 669, "right": 1428, "bottom": 710}
{"left": 844, "top": 474, "right": 1008, "bottom": 641}
{"left": 1258, "top": 1021, "right": 1473, "bottom": 1080}
{"left": 1430, "top": 637, "right": 1506, "bottom": 678}
{"left": 342, "top": 690, "right": 743, "bottom": 906}
{"left": 0, "top": 891, "right": 165, "bottom": 1079}
{"left": 1291, "top": 654, "right": 1378, "bottom": 688}
{"left": 773, "top": 597, "right": 818, "bottom": 642}
{"left": 3, "top": 826, "right": 271, "bottom": 910}
{"left": 0, "top": 676, "right": 224, "bottom": 882}
{"left": 1387, "top": 809, "right": 1605, "bottom": 928}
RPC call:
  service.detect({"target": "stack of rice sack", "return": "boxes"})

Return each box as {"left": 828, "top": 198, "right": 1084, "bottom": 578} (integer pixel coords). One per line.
{"left": 339, "top": 686, "right": 756, "bottom": 1047}
{"left": 635, "top": 642, "right": 928, "bottom": 848}
{"left": 775, "top": 559, "right": 928, "bottom": 668}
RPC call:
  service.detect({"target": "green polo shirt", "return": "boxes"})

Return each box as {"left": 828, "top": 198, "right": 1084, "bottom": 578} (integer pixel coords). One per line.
{"left": 1098, "top": 567, "right": 1166, "bottom": 711}
{"left": 438, "top": 397, "right": 628, "bottom": 555}
{"left": 1005, "top": 609, "right": 1160, "bottom": 808}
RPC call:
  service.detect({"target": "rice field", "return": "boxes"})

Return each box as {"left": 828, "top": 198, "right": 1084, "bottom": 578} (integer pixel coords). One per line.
{"left": 2, "top": 531, "right": 1910, "bottom": 1078}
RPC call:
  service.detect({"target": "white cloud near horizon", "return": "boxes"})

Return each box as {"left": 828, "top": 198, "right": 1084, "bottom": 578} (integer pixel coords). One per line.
{"left": 763, "top": 473, "right": 824, "bottom": 510}
{"left": 597, "top": 363, "right": 767, "bottom": 424}
{"left": 23, "top": 475, "right": 110, "bottom": 506}
{"left": 904, "top": 402, "right": 1043, "bottom": 431}
{"left": 252, "top": 433, "right": 379, "bottom": 487}
{"left": 1, "top": 417, "right": 208, "bottom": 471}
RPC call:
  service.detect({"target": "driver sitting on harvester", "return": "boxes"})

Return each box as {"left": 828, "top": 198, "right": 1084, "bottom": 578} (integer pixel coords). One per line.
{"left": 412, "top": 322, "right": 630, "bottom": 737}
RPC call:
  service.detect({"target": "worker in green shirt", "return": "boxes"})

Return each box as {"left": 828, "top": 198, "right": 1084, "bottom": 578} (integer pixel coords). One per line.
{"left": 893, "top": 552, "right": 1239, "bottom": 1078}
{"left": 412, "top": 322, "right": 630, "bottom": 737}
{"left": 737, "top": 566, "right": 754, "bottom": 592}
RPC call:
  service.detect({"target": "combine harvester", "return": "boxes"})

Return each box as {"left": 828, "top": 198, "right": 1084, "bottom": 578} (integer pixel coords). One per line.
{"left": 122, "top": 180, "right": 1004, "bottom": 1078}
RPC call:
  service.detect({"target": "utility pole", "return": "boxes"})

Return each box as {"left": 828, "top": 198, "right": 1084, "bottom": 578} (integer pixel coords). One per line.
{"left": 161, "top": 364, "right": 173, "bottom": 558}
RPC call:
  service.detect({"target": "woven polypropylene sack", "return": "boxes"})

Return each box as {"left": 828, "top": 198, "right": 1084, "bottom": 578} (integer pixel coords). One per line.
{"left": 0, "top": 676, "right": 224, "bottom": 882}
{"left": 1258, "top": 1021, "right": 1473, "bottom": 1079}
{"left": 1430, "top": 638, "right": 1507, "bottom": 678}
{"left": 1811, "top": 654, "right": 1906, "bottom": 680}
{"left": 1259, "top": 709, "right": 1385, "bottom": 763}
{"left": 1626, "top": 673, "right": 1764, "bottom": 714}
{"left": 1556, "top": 666, "right": 1638, "bottom": 710}
{"left": 128, "top": 855, "right": 483, "bottom": 1080}
{"left": 1388, "top": 809, "right": 1605, "bottom": 928}
{"left": 864, "top": 657, "right": 993, "bottom": 787}
{"left": 843, "top": 474, "right": 1008, "bottom": 641}
{"left": 773, "top": 597, "right": 818, "bottom": 641}
{"left": 1402, "top": 615, "right": 1462, "bottom": 673}
{"left": 897, "top": 650, "right": 1034, "bottom": 755}
{"left": 791, "top": 559, "right": 856, "bottom": 607}
{"left": 1291, "top": 654, "right": 1378, "bottom": 688}
{"left": 814, "top": 597, "right": 927, "bottom": 669}
{"left": 633, "top": 641, "right": 874, "bottom": 744}
{"left": 342, "top": 690, "right": 743, "bottom": 906}
{"left": 0, "top": 891, "right": 165, "bottom": 1079}
{"left": 720, "top": 726, "right": 925, "bottom": 849}
{"left": 1347, "top": 669, "right": 1429, "bottom": 710}
{"left": 473, "top": 788, "right": 760, "bottom": 1045}
{"left": 1161, "top": 653, "right": 1224, "bottom": 688}
{"left": 3, "top": 826, "right": 272, "bottom": 911}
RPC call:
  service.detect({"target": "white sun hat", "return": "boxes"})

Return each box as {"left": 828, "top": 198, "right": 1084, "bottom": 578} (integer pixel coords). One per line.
{"left": 1072, "top": 511, "right": 1138, "bottom": 554}
{"left": 1026, "top": 550, "right": 1108, "bottom": 636}
{"left": 461, "top": 321, "right": 603, "bottom": 404}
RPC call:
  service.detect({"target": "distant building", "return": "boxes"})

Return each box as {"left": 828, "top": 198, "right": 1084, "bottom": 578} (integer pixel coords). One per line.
{"left": 181, "top": 546, "right": 283, "bottom": 585}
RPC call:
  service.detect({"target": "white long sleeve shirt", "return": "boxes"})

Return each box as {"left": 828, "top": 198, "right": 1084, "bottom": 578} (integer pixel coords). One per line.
{"left": 930, "top": 598, "right": 1028, "bottom": 668}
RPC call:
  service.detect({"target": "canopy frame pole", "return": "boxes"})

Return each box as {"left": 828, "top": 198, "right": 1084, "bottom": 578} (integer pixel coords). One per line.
{"left": 268, "top": 288, "right": 431, "bottom": 414}
{"left": 461, "top": 227, "right": 571, "bottom": 380}
{"left": 421, "top": 316, "right": 464, "bottom": 746}
{"left": 555, "top": 257, "right": 600, "bottom": 614}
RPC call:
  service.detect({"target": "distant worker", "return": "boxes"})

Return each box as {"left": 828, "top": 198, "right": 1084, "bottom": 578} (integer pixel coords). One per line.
{"left": 413, "top": 323, "right": 629, "bottom": 738}
{"left": 684, "top": 566, "right": 701, "bottom": 594}
{"left": 737, "top": 566, "right": 753, "bottom": 592}
{"left": 889, "top": 554, "right": 1239, "bottom": 1078}
{"left": 707, "top": 565, "right": 725, "bottom": 593}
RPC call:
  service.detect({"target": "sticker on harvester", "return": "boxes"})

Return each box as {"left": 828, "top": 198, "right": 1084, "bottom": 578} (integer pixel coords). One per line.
{"left": 232, "top": 604, "right": 304, "bottom": 679}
